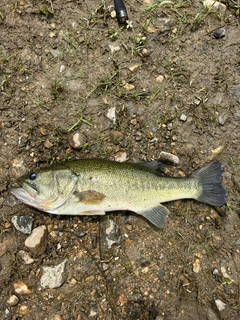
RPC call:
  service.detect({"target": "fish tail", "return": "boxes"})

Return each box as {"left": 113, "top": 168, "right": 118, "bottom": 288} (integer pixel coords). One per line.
{"left": 192, "top": 162, "right": 227, "bottom": 206}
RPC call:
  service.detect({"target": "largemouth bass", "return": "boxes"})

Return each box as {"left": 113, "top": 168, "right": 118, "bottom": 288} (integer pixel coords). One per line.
{"left": 10, "top": 159, "right": 227, "bottom": 228}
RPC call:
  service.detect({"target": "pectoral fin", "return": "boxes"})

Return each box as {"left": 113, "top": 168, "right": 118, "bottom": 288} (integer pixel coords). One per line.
{"left": 138, "top": 204, "right": 170, "bottom": 228}
{"left": 74, "top": 190, "right": 106, "bottom": 204}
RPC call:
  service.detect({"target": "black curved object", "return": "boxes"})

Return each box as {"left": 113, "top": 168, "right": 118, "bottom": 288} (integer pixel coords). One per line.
{"left": 114, "top": 0, "right": 128, "bottom": 23}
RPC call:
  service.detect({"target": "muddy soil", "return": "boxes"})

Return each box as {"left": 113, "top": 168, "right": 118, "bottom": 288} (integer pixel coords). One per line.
{"left": 0, "top": 0, "right": 240, "bottom": 319}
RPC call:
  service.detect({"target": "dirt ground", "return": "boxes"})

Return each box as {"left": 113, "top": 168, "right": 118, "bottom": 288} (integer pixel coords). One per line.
{"left": 0, "top": 0, "right": 240, "bottom": 319}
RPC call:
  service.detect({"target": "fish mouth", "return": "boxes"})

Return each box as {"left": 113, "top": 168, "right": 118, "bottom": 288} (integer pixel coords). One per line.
{"left": 10, "top": 185, "right": 41, "bottom": 208}
{"left": 10, "top": 183, "right": 68, "bottom": 212}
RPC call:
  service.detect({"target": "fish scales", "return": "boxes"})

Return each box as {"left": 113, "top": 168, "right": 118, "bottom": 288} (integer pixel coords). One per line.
{"left": 10, "top": 159, "right": 227, "bottom": 228}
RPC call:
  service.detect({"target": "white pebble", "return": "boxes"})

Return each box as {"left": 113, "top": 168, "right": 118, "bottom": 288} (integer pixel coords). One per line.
{"left": 40, "top": 259, "right": 68, "bottom": 289}
{"left": 215, "top": 298, "right": 227, "bottom": 311}
{"left": 180, "top": 114, "right": 187, "bottom": 121}
{"left": 7, "top": 295, "right": 19, "bottom": 306}
{"left": 106, "top": 107, "right": 116, "bottom": 124}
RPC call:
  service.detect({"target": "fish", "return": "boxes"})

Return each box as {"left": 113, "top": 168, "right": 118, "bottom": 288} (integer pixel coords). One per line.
{"left": 10, "top": 159, "right": 227, "bottom": 228}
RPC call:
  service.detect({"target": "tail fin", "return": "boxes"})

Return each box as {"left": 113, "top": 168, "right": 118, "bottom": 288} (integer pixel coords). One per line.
{"left": 191, "top": 162, "right": 227, "bottom": 206}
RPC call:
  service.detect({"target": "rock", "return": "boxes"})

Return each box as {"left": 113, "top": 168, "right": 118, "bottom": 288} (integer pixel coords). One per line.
{"left": 213, "top": 27, "right": 226, "bottom": 39}
{"left": 106, "top": 107, "right": 116, "bottom": 124}
{"left": 215, "top": 298, "right": 227, "bottom": 311}
{"left": 114, "top": 152, "right": 127, "bottom": 162}
{"left": 40, "top": 127, "right": 48, "bottom": 136}
{"left": 68, "top": 131, "right": 87, "bottom": 150}
{"left": 109, "top": 130, "right": 124, "bottom": 145}
{"left": 141, "top": 48, "right": 148, "bottom": 57}
{"left": 192, "top": 258, "right": 200, "bottom": 273}
{"left": 218, "top": 113, "right": 228, "bottom": 125}
{"left": 141, "top": 266, "right": 149, "bottom": 274}
{"left": 105, "top": 218, "right": 121, "bottom": 249}
{"left": 159, "top": 151, "right": 179, "bottom": 165}
{"left": 110, "top": 10, "right": 116, "bottom": 18}
{"left": 6, "top": 295, "right": 19, "bottom": 306}
{"left": 18, "top": 250, "right": 35, "bottom": 264}
{"left": 68, "top": 278, "right": 77, "bottom": 287}
{"left": 40, "top": 259, "right": 68, "bottom": 289}
{"left": 140, "top": 259, "right": 150, "bottom": 267}
{"left": 44, "top": 138, "right": 53, "bottom": 149}
{"left": 11, "top": 215, "right": 34, "bottom": 234}
{"left": 25, "top": 225, "right": 48, "bottom": 256}
{"left": 128, "top": 64, "right": 140, "bottom": 72}
{"left": 19, "top": 305, "right": 30, "bottom": 315}
{"left": 180, "top": 114, "right": 187, "bottom": 121}
{"left": 108, "top": 44, "right": 120, "bottom": 54}
{"left": 14, "top": 281, "right": 32, "bottom": 294}
{"left": 203, "top": 0, "right": 226, "bottom": 14}
{"left": 59, "top": 65, "right": 66, "bottom": 73}
{"left": 74, "top": 231, "right": 86, "bottom": 238}
{"left": 10, "top": 159, "right": 27, "bottom": 179}
{"left": 156, "top": 75, "right": 164, "bottom": 83}
{"left": 123, "top": 83, "right": 135, "bottom": 90}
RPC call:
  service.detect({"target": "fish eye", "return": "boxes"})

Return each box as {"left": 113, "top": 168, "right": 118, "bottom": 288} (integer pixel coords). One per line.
{"left": 29, "top": 172, "right": 37, "bottom": 180}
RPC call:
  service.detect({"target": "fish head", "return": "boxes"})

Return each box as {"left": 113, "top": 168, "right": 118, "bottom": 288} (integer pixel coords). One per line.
{"left": 10, "top": 167, "right": 78, "bottom": 212}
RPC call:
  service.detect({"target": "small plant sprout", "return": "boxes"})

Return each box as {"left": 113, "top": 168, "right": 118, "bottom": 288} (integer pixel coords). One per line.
{"left": 126, "top": 20, "right": 133, "bottom": 29}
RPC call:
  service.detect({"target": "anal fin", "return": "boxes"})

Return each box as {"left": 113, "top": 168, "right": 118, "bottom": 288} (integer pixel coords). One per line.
{"left": 138, "top": 204, "right": 170, "bottom": 228}
{"left": 81, "top": 210, "right": 106, "bottom": 215}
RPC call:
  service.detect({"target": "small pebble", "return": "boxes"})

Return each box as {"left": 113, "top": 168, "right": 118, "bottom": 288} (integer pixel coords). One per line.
{"left": 140, "top": 259, "right": 150, "bottom": 267}
{"left": 108, "top": 44, "right": 120, "bottom": 54}
{"left": 74, "top": 231, "right": 86, "bottom": 238}
{"left": 192, "top": 258, "right": 200, "bottom": 273}
{"left": 41, "top": 259, "right": 68, "bottom": 289}
{"left": 110, "top": 10, "right": 116, "bottom": 18}
{"left": 159, "top": 151, "right": 179, "bottom": 165}
{"left": 218, "top": 114, "right": 228, "bottom": 125}
{"left": 215, "top": 298, "right": 227, "bottom": 311}
{"left": 19, "top": 305, "right": 30, "bottom": 315}
{"left": 7, "top": 295, "right": 19, "bottom": 306}
{"left": 123, "top": 83, "right": 135, "bottom": 90}
{"left": 128, "top": 64, "right": 140, "bottom": 72}
{"left": 114, "top": 152, "right": 127, "bottom": 162}
{"left": 51, "top": 43, "right": 58, "bottom": 49}
{"left": 141, "top": 266, "right": 149, "bottom": 274}
{"left": 40, "top": 127, "right": 48, "bottom": 135}
{"left": 14, "top": 281, "right": 32, "bottom": 294}
{"left": 18, "top": 250, "right": 34, "bottom": 264}
{"left": 180, "top": 114, "right": 187, "bottom": 121}
{"left": 109, "top": 130, "right": 124, "bottom": 145}
{"left": 59, "top": 65, "right": 66, "bottom": 73}
{"left": 213, "top": 27, "right": 226, "bottom": 39}
{"left": 44, "top": 139, "right": 53, "bottom": 149}
{"left": 106, "top": 107, "right": 116, "bottom": 124}
{"left": 69, "top": 278, "right": 77, "bottom": 287}
{"left": 68, "top": 131, "right": 87, "bottom": 150}
{"left": 213, "top": 268, "right": 219, "bottom": 275}
{"left": 105, "top": 218, "right": 121, "bottom": 249}
{"left": 25, "top": 225, "right": 48, "bottom": 256}
{"left": 141, "top": 48, "right": 148, "bottom": 57}
{"left": 11, "top": 216, "right": 34, "bottom": 234}
{"left": 156, "top": 75, "right": 164, "bottom": 83}
{"left": 10, "top": 159, "right": 27, "bottom": 179}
